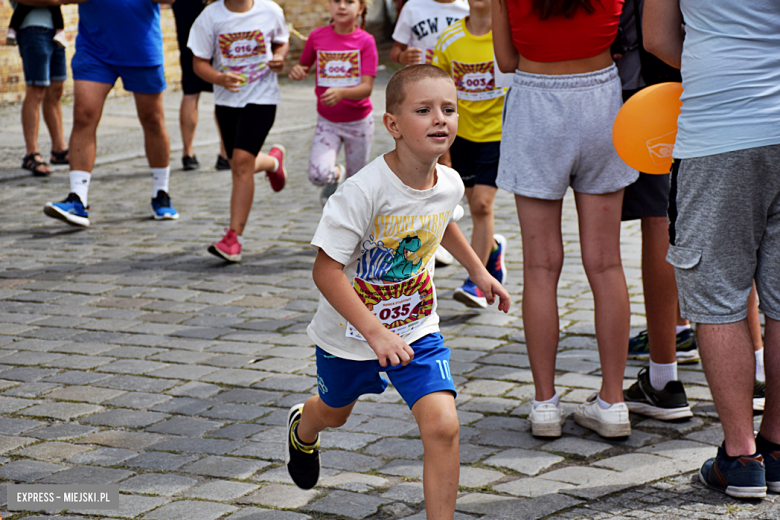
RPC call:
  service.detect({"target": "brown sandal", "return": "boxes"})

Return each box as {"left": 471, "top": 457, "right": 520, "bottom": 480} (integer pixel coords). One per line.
{"left": 22, "top": 152, "right": 51, "bottom": 177}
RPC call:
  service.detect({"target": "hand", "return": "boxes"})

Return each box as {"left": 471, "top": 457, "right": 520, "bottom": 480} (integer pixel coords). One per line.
{"left": 321, "top": 87, "right": 344, "bottom": 107}
{"left": 470, "top": 269, "right": 512, "bottom": 313}
{"left": 288, "top": 64, "right": 310, "bottom": 81}
{"left": 268, "top": 54, "right": 286, "bottom": 73}
{"left": 367, "top": 328, "right": 415, "bottom": 368}
{"left": 612, "top": 53, "right": 624, "bottom": 60}
{"left": 218, "top": 72, "right": 243, "bottom": 92}
{"left": 402, "top": 47, "right": 423, "bottom": 65}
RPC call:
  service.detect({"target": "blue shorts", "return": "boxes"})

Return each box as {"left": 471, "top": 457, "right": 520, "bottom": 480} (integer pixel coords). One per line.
{"left": 316, "top": 333, "right": 456, "bottom": 409}
{"left": 72, "top": 49, "right": 166, "bottom": 94}
{"left": 17, "top": 27, "right": 67, "bottom": 86}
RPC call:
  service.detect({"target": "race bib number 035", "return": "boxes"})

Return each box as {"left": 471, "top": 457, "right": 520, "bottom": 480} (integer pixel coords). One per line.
{"left": 452, "top": 60, "right": 504, "bottom": 102}
{"left": 317, "top": 50, "right": 361, "bottom": 87}
{"left": 346, "top": 269, "right": 435, "bottom": 341}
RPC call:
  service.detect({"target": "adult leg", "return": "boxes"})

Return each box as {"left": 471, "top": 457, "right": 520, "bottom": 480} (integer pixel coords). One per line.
{"left": 21, "top": 85, "right": 46, "bottom": 158}
{"left": 412, "top": 392, "right": 459, "bottom": 520}
{"left": 760, "top": 317, "right": 780, "bottom": 444}
{"left": 134, "top": 92, "right": 170, "bottom": 168}
{"left": 516, "top": 195, "right": 564, "bottom": 402}
{"left": 641, "top": 216, "right": 678, "bottom": 364}
{"left": 42, "top": 80, "right": 67, "bottom": 154}
{"left": 180, "top": 93, "right": 199, "bottom": 158}
{"left": 69, "top": 80, "right": 113, "bottom": 172}
{"left": 575, "top": 190, "right": 630, "bottom": 404}
{"left": 467, "top": 185, "right": 499, "bottom": 265}
{"left": 296, "top": 395, "right": 356, "bottom": 443}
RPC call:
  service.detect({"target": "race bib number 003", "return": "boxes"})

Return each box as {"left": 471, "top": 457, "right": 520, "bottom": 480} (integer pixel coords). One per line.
{"left": 346, "top": 269, "right": 435, "bottom": 341}
{"left": 452, "top": 60, "right": 504, "bottom": 101}
{"left": 317, "top": 50, "right": 361, "bottom": 87}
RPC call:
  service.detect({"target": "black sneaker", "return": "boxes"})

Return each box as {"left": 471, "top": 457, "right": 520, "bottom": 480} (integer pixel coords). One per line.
{"left": 215, "top": 155, "right": 230, "bottom": 170}
{"left": 182, "top": 155, "right": 200, "bottom": 171}
{"left": 624, "top": 367, "right": 693, "bottom": 420}
{"left": 285, "top": 404, "right": 320, "bottom": 490}
{"left": 754, "top": 380, "right": 766, "bottom": 413}
{"left": 627, "top": 328, "right": 700, "bottom": 364}
{"left": 756, "top": 433, "right": 780, "bottom": 494}
{"left": 699, "top": 445, "right": 766, "bottom": 498}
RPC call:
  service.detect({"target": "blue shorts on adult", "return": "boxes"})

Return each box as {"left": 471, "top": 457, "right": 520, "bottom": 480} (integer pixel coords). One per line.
{"left": 17, "top": 27, "right": 67, "bottom": 86}
{"left": 72, "top": 49, "right": 166, "bottom": 94}
{"left": 316, "top": 332, "right": 457, "bottom": 409}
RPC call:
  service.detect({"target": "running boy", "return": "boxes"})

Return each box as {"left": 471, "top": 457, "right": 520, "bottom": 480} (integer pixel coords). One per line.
{"left": 286, "top": 65, "right": 511, "bottom": 520}
{"left": 391, "top": 0, "right": 468, "bottom": 65}
{"left": 433, "top": 0, "right": 507, "bottom": 308}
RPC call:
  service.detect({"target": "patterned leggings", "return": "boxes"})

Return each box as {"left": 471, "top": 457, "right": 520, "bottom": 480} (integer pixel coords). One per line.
{"left": 308, "top": 114, "right": 374, "bottom": 186}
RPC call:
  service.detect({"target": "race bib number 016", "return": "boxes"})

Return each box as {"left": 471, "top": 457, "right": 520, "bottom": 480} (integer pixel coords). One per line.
{"left": 346, "top": 270, "right": 435, "bottom": 341}
{"left": 218, "top": 31, "right": 268, "bottom": 85}
{"left": 452, "top": 60, "right": 504, "bottom": 101}
{"left": 317, "top": 50, "right": 361, "bottom": 87}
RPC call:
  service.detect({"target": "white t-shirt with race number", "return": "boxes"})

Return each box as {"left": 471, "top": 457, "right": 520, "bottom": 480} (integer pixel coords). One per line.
{"left": 188, "top": 0, "right": 289, "bottom": 107}
{"left": 392, "top": 0, "right": 468, "bottom": 65}
{"left": 308, "top": 155, "right": 464, "bottom": 361}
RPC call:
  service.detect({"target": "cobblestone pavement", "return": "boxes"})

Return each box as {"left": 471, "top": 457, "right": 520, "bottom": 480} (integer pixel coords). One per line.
{"left": 0, "top": 75, "right": 777, "bottom": 520}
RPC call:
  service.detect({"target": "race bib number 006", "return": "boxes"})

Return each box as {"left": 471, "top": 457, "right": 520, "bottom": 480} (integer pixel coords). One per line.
{"left": 317, "top": 50, "right": 361, "bottom": 87}
{"left": 452, "top": 60, "right": 504, "bottom": 101}
{"left": 346, "top": 269, "right": 435, "bottom": 341}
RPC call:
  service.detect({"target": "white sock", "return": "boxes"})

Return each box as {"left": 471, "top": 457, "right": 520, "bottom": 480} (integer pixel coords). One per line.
{"left": 69, "top": 170, "right": 91, "bottom": 206}
{"left": 151, "top": 166, "right": 170, "bottom": 198}
{"left": 649, "top": 360, "right": 678, "bottom": 391}
{"left": 597, "top": 395, "right": 614, "bottom": 409}
{"left": 756, "top": 348, "right": 766, "bottom": 382}
{"left": 675, "top": 325, "right": 691, "bottom": 334}
{"left": 270, "top": 156, "right": 279, "bottom": 172}
{"left": 533, "top": 391, "right": 559, "bottom": 409}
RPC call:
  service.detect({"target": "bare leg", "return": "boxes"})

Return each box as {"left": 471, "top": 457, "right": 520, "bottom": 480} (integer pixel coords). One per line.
{"left": 515, "top": 195, "right": 564, "bottom": 402}
{"left": 575, "top": 190, "right": 630, "bottom": 404}
{"left": 748, "top": 283, "right": 764, "bottom": 351}
{"left": 760, "top": 318, "right": 780, "bottom": 444}
{"left": 229, "top": 149, "right": 256, "bottom": 235}
{"left": 253, "top": 153, "right": 276, "bottom": 173}
{"left": 412, "top": 392, "right": 459, "bottom": 520}
{"left": 698, "top": 320, "right": 756, "bottom": 456}
{"left": 42, "top": 81, "right": 67, "bottom": 153}
{"left": 466, "top": 185, "right": 499, "bottom": 265}
{"left": 21, "top": 85, "right": 46, "bottom": 158}
{"left": 180, "top": 93, "right": 199, "bottom": 158}
{"left": 69, "top": 80, "right": 114, "bottom": 172}
{"left": 134, "top": 92, "right": 170, "bottom": 168}
{"left": 641, "top": 216, "right": 678, "bottom": 364}
{"left": 296, "top": 395, "right": 356, "bottom": 444}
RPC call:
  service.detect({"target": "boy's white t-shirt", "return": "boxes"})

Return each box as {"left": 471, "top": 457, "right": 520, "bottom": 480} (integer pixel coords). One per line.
{"left": 188, "top": 0, "right": 289, "bottom": 108}
{"left": 392, "top": 0, "right": 469, "bottom": 64}
{"left": 308, "top": 155, "right": 464, "bottom": 361}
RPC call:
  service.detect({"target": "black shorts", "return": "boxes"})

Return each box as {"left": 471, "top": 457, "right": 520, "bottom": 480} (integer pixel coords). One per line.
{"left": 621, "top": 172, "right": 671, "bottom": 221}
{"left": 215, "top": 104, "right": 276, "bottom": 159}
{"left": 173, "top": 0, "right": 212, "bottom": 95}
{"left": 449, "top": 136, "right": 500, "bottom": 188}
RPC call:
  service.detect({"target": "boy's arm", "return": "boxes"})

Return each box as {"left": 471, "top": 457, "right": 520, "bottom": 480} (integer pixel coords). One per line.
{"left": 268, "top": 41, "right": 289, "bottom": 73}
{"left": 440, "top": 222, "right": 511, "bottom": 312}
{"left": 320, "top": 75, "right": 374, "bottom": 106}
{"left": 313, "top": 249, "right": 415, "bottom": 367}
{"left": 193, "top": 56, "right": 242, "bottom": 92}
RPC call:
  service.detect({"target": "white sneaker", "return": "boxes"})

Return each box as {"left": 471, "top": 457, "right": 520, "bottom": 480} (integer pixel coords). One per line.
{"left": 530, "top": 402, "right": 566, "bottom": 437}
{"left": 574, "top": 393, "right": 631, "bottom": 438}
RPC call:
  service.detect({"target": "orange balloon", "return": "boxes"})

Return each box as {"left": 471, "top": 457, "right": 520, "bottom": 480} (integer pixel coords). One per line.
{"left": 613, "top": 82, "right": 683, "bottom": 174}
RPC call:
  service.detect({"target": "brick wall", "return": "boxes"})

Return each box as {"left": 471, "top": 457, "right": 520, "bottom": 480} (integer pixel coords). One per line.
{"left": 0, "top": 1, "right": 334, "bottom": 104}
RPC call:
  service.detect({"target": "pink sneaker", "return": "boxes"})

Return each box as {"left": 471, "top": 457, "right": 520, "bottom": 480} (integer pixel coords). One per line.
{"left": 208, "top": 228, "right": 241, "bottom": 262}
{"left": 266, "top": 144, "right": 287, "bottom": 192}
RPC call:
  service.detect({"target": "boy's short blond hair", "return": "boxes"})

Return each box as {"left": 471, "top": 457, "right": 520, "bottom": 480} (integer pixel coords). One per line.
{"left": 385, "top": 65, "right": 454, "bottom": 115}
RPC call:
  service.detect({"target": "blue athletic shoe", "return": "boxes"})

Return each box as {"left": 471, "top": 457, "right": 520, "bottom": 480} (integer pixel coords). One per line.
{"left": 43, "top": 192, "right": 89, "bottom": 227}
{"left": 699, "top": 445, "right": 766, "bottom": 498}
{"left": 756, "top": 433, "right": 780, "bottom": 493}
{"left": 453, "top": 278, "right": 487, "bottom": 309}
{"left": 487, "top": 234, "right": 507, "bottom": 284}
{"left": 151, "top": 190, "right": 179, "bottom": 220}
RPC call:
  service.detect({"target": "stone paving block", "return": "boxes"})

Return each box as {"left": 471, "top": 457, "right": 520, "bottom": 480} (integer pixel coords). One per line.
{"left": 146, "top": 365, "right": 220, "bottom": 380}
{"left": 14, "top": 441, "right": 90, "bottom": 462}
{"left": 494, "top": 477, "right": 575, "bottom": 498}
{"left": 485, "top": 448, "right": 564, "bottom": 476}
{"left": 0, "top": 434, "right": 36, "bottom": 454}
{"left": 635, "top": 417, "right": 705, "bottom": 436}
{"left": 75, "top": 430, "right": 165, "bottom": 450}
{"left": 81, "top": 409, "right": 168, "bottom": 428}
{"left": 459, "top": 465, "right": 505, "bottom": 488}
{"left": 323, "top": 431, "right": 382, "bottom": 451}
{"left": 43, "top": 371, "right": 112, "bottom": 385}
{"left": 0, "top": 459, "right": 66, "bottom": 482}
{"left": 166, "top": 381, "right": 222, "bottom": 398}
{"left": 541, "top": 438, "right": 613, "bottom": 458}
{"left": 146, "top": 416, "right": 223, "bottom": 436}
{"left": 477, "top": 430, "right": 543, "bottom": 450}
{"left": 68, "top": 447, "right": 139, "bottom": 466}
{"left": 200, "top": 403, "right": 269, "bottom": 421}
{"left": 461, "top": 380, "right": 517, "bottom": 397}
{"left": 40, "top": 465, "right": 133, "bottom": 484}
{"left": 0, "top": 396, "right": 34, "bottom": 413}
{"left": 539, "top": 466, "right": 617, "bottom": 485}
{"left": 44, "top": 355, "right": 115, "bottom": 370}
{"left": 321, "top": 450, "right": 384, "bottom": 472}
{"left": 0, "top": 416, "right": 44, "bottom": 435}
{"left": 554, "top": 373, "right": 603, "bottom": 390}
{"left": 208, "top": 423, "right": 266, "bottom": 440}
{"left": 184, "top": 480, "right": 260, "bottom": 501}
{"left": 182, "top": 455, "right": 269, "bottom": 479}
{"left": 364, "top": 437, "right": 424, "bottom": 459}
{"left": 104, "top": 391, "right": 172, "bottom": 409}
{"left": 457, "top": 490, "right": 581, "bottom": 519}
{"left": 102, "top": 346, "right": 167, "bottom": 359}
{"left": 97, "top": 359, "right": 169, "bottom": 375}
{"left": 150, "top": 438, "right": 244, "bottom": 455}
{"left": 21, "top": 402, "right": 104, "bottom": 421}
{"left": 305, "top": 490, "right": 390, "bottom": 519}
{"left": 96, "top": 375, "right": 181, "bottom": 393}
{"left": 47, "top": 386, "right": 126, "bottom": 404}
{"left": 248, "top": 357, "right": 310, "bottom": 374}
{"left": 319, "top": 472, "right": 390, "bottom": 493}
{"left": 472, "top": 416, "right": 530, "bottom": 431}
{"left": 200, "top": 368, "right": 268, "bottom": 387}
{"left": 30, "top": 423, "right": 97, "bottom": 440}
{"left": 684, "top": 426, "right": 724, "bottom": 447}
{"left": 379, "top": 482, "right": 425, "bottom": 504}
{"left": 637, "top": 440, "right": 715, "bottom": 463}
{"left": 120, "top": 473, "right": 198, "bottom": 495}
{"left": 0, "top": 351, "right": 63, "bottom": 365}
{"left": 215, "top": 388, "right": 283, "bottom": 404}
{"left": 0, "top": 367, "right": 60, "bottom": 382}
{"left": 2, "top": 381, "right": 61, "bottom": 397}
{"left": 90, "top": 495, "right": 169, "bottom": 519}
{"left": 142, "top": 500, "right": 237, "bottom": 520}
{"left": 226, "top": 508, "right": 312, "bottom": 520}
{"left": 252, "top": 374, "right": 314, "bottom": 392}
{"left": 151, "top": 397, "right": 214, "bottom": 416}
{"left": 459, "top": 397, "right": 520, "bottom": 414}
{"left": 351, "top": 418, "right": 418, "bottom": 437}
{"left": 205, "top": 354, "right": 263, "bottom": 367}
{"left": 240, "top": 484, "right": 320, "bottom": 509}
{"left": 378, "top": 459, "right": 424, "bottom": 479}
{"left": 592, "top": 453, "right": 670, "bottom": 472}
{"left": 122, "top": 452, "right": 200, "bottom": 471}
{"left": 232, "top": 441, "right": 284, "bottom": 461}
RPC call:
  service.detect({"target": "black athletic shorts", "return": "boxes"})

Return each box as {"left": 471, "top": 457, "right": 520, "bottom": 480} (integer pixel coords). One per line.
{"left": 215, "top": 104, "right": 276, "bottom": 159}
{"left": 449, "top": 136, "right": 500, "bottom": 188}
{"left": 173, "top": 0, "right": 213, "bottom": 95}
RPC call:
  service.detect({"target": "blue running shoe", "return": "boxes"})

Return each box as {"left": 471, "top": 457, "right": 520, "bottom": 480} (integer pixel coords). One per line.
{"left": 43, "top": 192, "right": 89, "bottom": 227}
{"left": 453, "top": 278, "right": 487, "bottom": 309}
{"left": 487, "top": 234, "right": 508, "bottom": 284}
{"left": 151, "top": 190, "right": 179, "bottom": 220}
{"left": 699, "top": 445, "right": 766, "bottom": 498}
{"left": 756, "top": 433, "right": 780, "bottom": 493}
{"left": 627, "top": 328, "right": 699, "bottom": 364}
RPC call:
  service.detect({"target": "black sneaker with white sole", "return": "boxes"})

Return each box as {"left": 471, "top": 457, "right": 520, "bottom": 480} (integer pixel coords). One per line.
{"left": 286, "top": 404, "right": 320, "bottom": 490}
{"left": 624, "top": 367, "right": 693, "bottom": 420}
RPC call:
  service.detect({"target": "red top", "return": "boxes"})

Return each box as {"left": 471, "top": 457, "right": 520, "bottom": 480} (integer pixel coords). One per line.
{"left": 506, "top": 0, "right": 623, "bottom": 62}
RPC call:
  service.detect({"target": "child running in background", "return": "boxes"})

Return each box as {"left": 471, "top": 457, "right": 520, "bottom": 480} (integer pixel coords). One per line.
{"left": 433, "top": 0, "right": 507, "bottom": 309}
{"left": 285, "top": 65, "right": 511, "bottom": 520}
{"left": 6, "top": 3, "right": 68, "bottom": 48}
{"left": 288, "top": 0, "right": 378, "bottom": 206}
{"left": 189, "top": 0, "right": 290, "bottom": 263}
{"left": 390, "top": 0, "right": 468, "bottom": 65}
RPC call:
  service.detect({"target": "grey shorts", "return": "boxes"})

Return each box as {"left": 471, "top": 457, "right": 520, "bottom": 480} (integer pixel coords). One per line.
{"left": 496, "top": 64, "right": 638, "bottom": 199}
{"left": 667, "top": 144, "right": 780, "bottom": 324}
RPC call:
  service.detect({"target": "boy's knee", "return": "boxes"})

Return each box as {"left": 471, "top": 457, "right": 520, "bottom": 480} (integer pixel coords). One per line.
{"left": 470, "top": 197, "right": 493, "bottom": 218}
{"left": 422, "top": 409, "right": 460, "bottom": 445}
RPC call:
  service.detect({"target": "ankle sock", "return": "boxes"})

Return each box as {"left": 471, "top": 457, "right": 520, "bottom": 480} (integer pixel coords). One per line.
{"left": 755, "top": 348, "right": 766, "bottom": 382}
{"left": 271, "top": 156, "right": 279, "bottom": 172}
{"left": 533, "top": 391, "right": 559, "bottom": 409}
{"left": 490, "top": 241, "right": 499, "bottom": 253}
{"left": 69, "top": 170, "right": 91, "bottom": 206}
{"left": 675, "top": 325, "right": 691, "bottom": 334}
{"left": 292, "top": 424, "right": 318, "bottom": 453}
{"left": 151, "top": 166, "right": 170, "bottom": 198}
{"left": 649, "top": 360, "right": 678, "bottom": 391}
{"left": 756, "top": 432, "right": 780, "bottom": 453}
{"left": 597, "top": 395, "right": 613, "bottom": 409}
